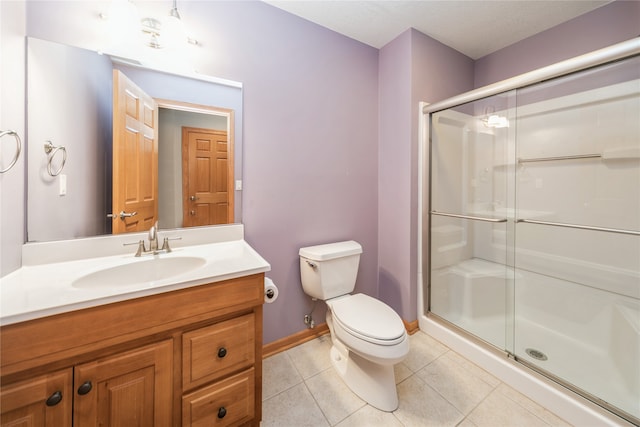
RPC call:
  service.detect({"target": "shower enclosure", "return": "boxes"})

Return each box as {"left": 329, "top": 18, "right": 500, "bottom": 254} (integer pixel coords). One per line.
{"left": 422, "top": 40, "right": 639, "bottom": 425}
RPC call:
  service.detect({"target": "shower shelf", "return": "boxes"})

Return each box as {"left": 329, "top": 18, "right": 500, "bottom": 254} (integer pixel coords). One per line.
{"left": 516, "top": 218, "right": 640, "bottom": 236}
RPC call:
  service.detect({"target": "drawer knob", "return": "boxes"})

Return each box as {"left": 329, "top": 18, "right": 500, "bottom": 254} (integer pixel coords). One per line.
{"left": 45, "top": 390, "right": 63, "bottom": 406}
{"left": 217, "top": 347, "right": 227, "bottom": 358}
{"left": 218, "top": 406, "right": 227, "bottom": 419}
{"left": 77, "top": 381, "right": 92, "bottom": 395}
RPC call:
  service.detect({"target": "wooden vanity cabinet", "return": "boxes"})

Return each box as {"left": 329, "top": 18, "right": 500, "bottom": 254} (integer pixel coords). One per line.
{"left": 0, "top": 273, "right": 264, "bottom": 427}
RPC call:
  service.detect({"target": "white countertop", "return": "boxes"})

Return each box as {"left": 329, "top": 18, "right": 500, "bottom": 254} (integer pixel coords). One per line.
{"left": 0, "top": 225, "right": 270, "bottom": 326}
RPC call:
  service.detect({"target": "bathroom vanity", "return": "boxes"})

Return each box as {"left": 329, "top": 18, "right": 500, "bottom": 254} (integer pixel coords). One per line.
{"left": 0, "top": 225, "right": 270, "bottom": 426}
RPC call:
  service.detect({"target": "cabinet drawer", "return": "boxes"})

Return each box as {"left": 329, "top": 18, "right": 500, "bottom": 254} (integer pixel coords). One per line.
{"left": 182, "top": 368, "right": 255, "bottom": 427}
{"left": 183, "top": 313, "right": 255, "bottom": 390}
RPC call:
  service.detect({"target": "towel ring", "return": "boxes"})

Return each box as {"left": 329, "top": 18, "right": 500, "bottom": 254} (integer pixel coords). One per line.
{"left": 0, "top": 130, "right": 22, "bottom": 174}
{"left": 44, "top": 140, "right": 67, "bottom": 177}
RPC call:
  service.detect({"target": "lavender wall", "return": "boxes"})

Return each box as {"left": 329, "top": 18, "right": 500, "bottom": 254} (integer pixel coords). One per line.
{"left": 222, "top": 2, "right": 380, "bottom": 343}
{"left": 474, "top": 1, "right": 640, "bottom": 87}
{"left": 378, "top": 30, "right": 413, "bottom": 319}
{"left": 378, "top": 29, "right": 474, "bottom": 321}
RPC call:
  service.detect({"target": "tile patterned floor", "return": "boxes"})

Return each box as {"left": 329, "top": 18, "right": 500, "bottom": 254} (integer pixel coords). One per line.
{"left": 262, "top": 331, "right": 573, "bottom": 427}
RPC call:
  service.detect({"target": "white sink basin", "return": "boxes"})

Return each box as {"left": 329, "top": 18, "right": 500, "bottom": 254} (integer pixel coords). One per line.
{"left": 72, "top": 256, "right": 207, "bottom": 289}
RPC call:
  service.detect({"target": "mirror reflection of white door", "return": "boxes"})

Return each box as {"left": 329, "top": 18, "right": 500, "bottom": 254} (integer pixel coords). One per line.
{"left": 112, "top": 70, "right": 159, "bottom": 234}
{"left": 181, "top": 127, "right": 233, "bottom": 227}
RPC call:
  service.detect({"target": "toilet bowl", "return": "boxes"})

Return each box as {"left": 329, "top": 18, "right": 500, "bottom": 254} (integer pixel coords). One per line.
{"left": 299, "top": 241, "right": 409, "bottom": 411}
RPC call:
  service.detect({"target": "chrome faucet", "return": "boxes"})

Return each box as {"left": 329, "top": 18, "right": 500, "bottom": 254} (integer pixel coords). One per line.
{"left": 124, "top": 221, "right": 181, "bottom": 256}
{"left": 148, "top": 222, "right": 159, "bottom": 252}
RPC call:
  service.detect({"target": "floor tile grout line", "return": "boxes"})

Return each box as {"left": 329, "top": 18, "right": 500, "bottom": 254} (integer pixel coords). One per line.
{"left": 303, "top": 379, "right": 331, "bottom": 426}
{"left": 261, "top": 351, "right": 306, "bottom": 402}
{"left": 442, "top": 349, "right": 504, "bottom": 390}
{"left": 494, "top": 384, "right": 566, "bottom": 427}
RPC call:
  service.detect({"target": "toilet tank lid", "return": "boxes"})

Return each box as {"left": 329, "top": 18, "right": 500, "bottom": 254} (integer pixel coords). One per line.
{"left": 299, "top": 240, "right": 362, "bottom": 261}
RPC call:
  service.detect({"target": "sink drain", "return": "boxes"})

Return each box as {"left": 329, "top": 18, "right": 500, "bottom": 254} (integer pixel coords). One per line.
{"left": 525, "top": 348, "right": 548, "bottom": 361}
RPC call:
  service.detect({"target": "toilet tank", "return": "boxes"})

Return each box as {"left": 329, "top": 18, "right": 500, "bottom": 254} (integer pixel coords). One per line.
{"left": 299, "top": 241, "right": 362, "bottom": 300}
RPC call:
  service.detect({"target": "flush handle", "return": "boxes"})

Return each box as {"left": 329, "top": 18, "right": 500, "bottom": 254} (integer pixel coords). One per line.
{"left": 306, "top": 260, "right": 317, "bottom": 269}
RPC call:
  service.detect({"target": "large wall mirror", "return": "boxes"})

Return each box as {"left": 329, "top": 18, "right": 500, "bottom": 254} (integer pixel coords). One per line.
{"left": 26, "top": 37, "right": 243, "bottom": 242}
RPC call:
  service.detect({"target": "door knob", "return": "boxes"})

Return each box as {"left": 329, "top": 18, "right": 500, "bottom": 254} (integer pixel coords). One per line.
{"left": 190, "top": 210, "right": 196, "bottom": 216}
{"left": 189, "top": 195, "right": 198, "bottom": 201}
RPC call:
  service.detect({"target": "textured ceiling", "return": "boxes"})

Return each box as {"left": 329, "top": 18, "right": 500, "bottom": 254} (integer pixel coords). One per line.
{"left": 263, "top": 0, "right": 612, "bottom": 59}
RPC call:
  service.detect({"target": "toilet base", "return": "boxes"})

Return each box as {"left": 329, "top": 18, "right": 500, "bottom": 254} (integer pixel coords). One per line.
{"left": 329, "top": 342, "right": 399, "bottom": 412}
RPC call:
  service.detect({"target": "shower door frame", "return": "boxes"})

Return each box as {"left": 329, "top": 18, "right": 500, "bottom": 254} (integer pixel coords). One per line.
{"left": 417, "top": 37, "right": 640, "bottom": 426}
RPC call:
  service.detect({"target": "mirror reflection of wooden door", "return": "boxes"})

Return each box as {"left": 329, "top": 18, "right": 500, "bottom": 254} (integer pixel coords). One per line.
{"left": 112, "top": 70, "right": 159, "bottom": 234}
{"left": 182, "top": 127, "right": 233, "bottom": 227}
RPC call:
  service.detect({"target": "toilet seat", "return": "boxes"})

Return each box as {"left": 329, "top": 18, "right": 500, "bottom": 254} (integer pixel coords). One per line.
{"left": 328, "top": 294, "right": 406, "bottom": 346}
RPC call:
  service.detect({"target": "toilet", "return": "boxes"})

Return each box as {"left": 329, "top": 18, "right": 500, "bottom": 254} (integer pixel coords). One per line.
{"left": 299, "top": 240, "right": 409, "bottom": 412}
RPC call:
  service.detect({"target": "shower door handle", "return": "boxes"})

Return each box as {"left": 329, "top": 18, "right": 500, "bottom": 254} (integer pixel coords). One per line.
{"left": 516, "top": 218, "right": 640, "bottom": 236}
{"left": 431, "top": 211, "right": 508, "bottom": 223}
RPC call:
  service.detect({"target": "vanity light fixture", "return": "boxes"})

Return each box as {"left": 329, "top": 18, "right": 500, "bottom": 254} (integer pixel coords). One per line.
{"left": 103, "top": 0, "right": 198, "bottom": 50}
{"left": 141, "top": 0, "right": 199, "bottom": 49}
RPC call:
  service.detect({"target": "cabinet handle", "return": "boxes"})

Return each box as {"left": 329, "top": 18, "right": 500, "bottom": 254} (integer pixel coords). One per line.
{"left": 217, "top": 347, "right": 227, "bottom": 358}
{"left": 77, "top": 381, "right": 93, "bottom": 395}
{"left": 217, "top": 406, "right": 227, "bottom": 419}
{"left": 45, "top": 390, "right": 63, "bottom": 406}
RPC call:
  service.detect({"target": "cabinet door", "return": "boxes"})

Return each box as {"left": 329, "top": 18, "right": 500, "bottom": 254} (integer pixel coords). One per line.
{"left": 73, "top": 340, "right": 172, "bottom": 427}
{"left": 0, "top": 369, "right": 72, "bottom": 426}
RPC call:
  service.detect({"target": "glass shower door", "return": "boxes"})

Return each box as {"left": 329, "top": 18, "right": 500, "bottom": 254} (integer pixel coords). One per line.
{"left": 430, "top": 92, "right": 515, "bottom": 350}
{"left": 513, "top": 56, "right": 640, "bottom": 422}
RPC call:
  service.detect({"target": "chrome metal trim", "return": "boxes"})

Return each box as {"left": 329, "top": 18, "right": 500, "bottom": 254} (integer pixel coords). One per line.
{"left": 518, "top": 153, "right": 601, "bottom": 163}
{"left": 0, "top": 130, "right": 22, "bottom": 174}
{"left": 516, "top": 219, "right": 640, "bottom": 236}
{"left": 431, "top": 211, "right": 508, "bottom": 223}
{"left": 44, "top": 141, "right": 67, "bottom": 177}
{"left": 423, "top": 37, "right": 640, "bottom": 114}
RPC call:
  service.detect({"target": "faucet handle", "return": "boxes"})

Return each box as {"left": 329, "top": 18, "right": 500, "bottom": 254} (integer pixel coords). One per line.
{"left": 161, "top": 237, "right": 182, "bottom": 253}
{"left": 124, "top": 240, "right": 146, "bottom": 257}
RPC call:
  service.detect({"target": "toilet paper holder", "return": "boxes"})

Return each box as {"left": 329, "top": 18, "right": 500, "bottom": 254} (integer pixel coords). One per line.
{"left": 264, "top": 277, "right": 279, "bottom": 303}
